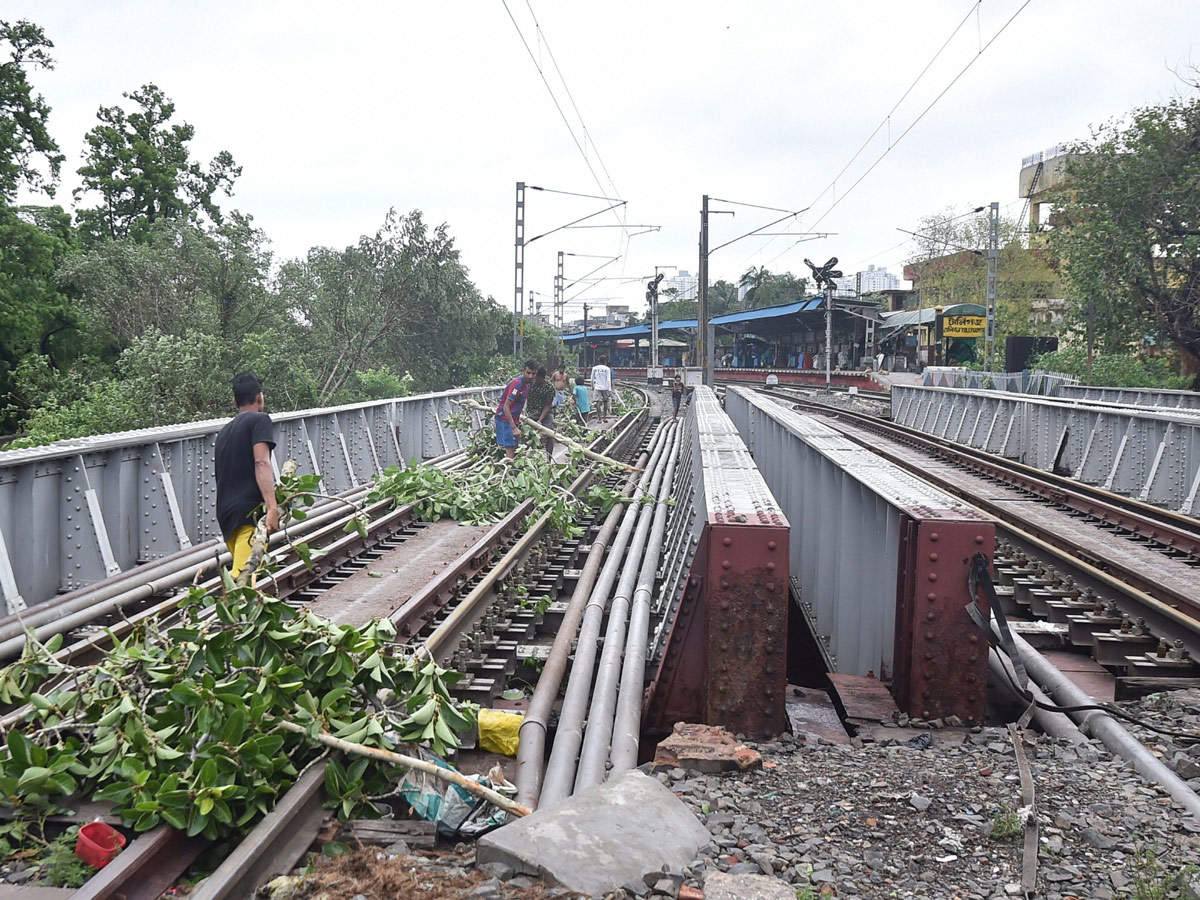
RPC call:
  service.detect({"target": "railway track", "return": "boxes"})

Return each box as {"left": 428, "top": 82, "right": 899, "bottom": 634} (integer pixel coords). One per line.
{"left": 757, "top": 384, "right": 1200, "bottom": 677}
{"left": 0, "top": 389, "right": 704, "bottom": 897}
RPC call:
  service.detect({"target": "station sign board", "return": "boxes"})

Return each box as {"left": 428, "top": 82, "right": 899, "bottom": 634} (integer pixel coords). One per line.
{"left": 942, "top": 315, "right": 986, "bottom": 338}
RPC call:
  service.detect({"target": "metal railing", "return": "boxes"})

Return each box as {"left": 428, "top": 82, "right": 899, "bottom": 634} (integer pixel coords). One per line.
{"left": 0, "top": 388, "right": 500, "bottom": 613}
{"left": 892, "top": 384, "right": 1200, "bottom": 516}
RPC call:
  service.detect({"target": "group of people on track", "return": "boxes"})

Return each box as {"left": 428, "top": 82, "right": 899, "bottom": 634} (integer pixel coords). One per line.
{"left": 211, "top": 356, "right": 681, "bottom": 582}
{"left": 493, "top": 357, "right": 614, "bottom": 459}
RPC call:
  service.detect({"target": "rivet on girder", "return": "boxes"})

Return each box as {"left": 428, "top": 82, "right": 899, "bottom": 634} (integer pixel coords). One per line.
{"left": 767, "top": 541, "right": 777, "bottom": 550}
{"left": 929, "top": 532, "right": 940, "bottom": 542}
{"left": 721, "top": 560, "right": 731, "bottom": 569}
{"left": 925, "top": 611, "right": 936, "bottom": 621}
{"left": 926, "top": 592, "right": 936, "bottom": 602}
{"left": 928, "top": 573, "right": 938, "bottom": 582}
{"left": 722, "top": 537, "right": 732, "bottom": 547}
{"left": 929, "top": 552, "right": 939, "bottom": 562}
{"left": 766, "top": 562, "right": 775, "bottom": 571}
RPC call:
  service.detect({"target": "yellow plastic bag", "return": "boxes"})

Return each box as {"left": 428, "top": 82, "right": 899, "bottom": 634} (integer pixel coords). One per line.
{"left": 477, "top": 708, "right": 523, "bottom": 756}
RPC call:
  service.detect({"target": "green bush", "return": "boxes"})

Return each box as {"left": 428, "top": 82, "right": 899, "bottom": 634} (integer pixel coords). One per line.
{"left": 1030, "top": 345, "right": 1192, "bottom": 389}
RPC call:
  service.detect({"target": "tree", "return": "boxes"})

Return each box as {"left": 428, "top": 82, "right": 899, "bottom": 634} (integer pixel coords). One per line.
{"left": 0, "top": 204, "right": 78, "bottom": 432}
{"left": 0, "top": 20, "right": 63, "bottom": 202}
{"left": 74, "top": 84, "right": 241, "bottom": 243}
{"left": 278, "top": 210, "right": 498, "bottom": 399}
{"left": 1049, "top": 88, "right": 1200, "bottom": 386}
{"left": 737, "top": 267, "right": 809, "bottom": 309}
{"left": 906, "top": 207, "right": 1061, "bottom": 348}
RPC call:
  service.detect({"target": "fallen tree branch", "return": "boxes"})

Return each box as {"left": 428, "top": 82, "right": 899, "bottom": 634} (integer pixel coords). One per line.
{"left": 454, "top": 398, "right": 641, "bottom": 473}
{"left": 235, "top": 459, "right": 299, "bottom": 589}
{"left": 276, "top": 718, "right": 530, "bottom": 817}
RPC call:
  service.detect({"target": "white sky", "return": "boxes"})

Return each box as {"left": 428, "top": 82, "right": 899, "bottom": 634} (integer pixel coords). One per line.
{"left": 8, "top": 1, "right": 1200, "bottom": 321}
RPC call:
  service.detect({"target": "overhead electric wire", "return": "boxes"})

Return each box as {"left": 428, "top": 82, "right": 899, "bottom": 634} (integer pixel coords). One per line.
{"left": 805, "top": 0, "right": 1034, "bottom": 233}
{"left": 752, "top": 0, "right": 1034, "bottom": 275}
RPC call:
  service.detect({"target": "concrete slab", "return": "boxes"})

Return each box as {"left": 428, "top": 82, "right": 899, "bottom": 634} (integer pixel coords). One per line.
{"left": 785, "top": 685, "right": 849, "bottom": 745}
{"left": 827, "top": 673, "right": 899, "bottom": 725}
{"left": 476, "top": 770, "right": 713, "bottom": 897}
{"left": 652, "top": 723, "right": 763, "bottom": 773}
{"left": 703, "top": 871, "right": 798, "bottom": 900}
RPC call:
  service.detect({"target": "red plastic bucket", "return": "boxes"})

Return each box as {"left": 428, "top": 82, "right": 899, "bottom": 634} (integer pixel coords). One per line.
{"left": 75, "top": 821, "right": 127, "bottom": 868}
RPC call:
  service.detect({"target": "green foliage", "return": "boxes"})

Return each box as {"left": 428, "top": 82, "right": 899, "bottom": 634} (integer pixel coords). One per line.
{"left": 987, "top": 802, "right": 1022, "bottom": 842}
{"left": 0, "top": 585, "right": 476, "bottom": 842}
{"left": 739, "top": 267, "right": 810, "bottom": 310}
{"left": 277, "top": 209, "right": 500, "bottom": 401}
{"left": 1030, "top": 344, "right": 1191, "bottom": 389}
{"left": 0, "top": 204, "right": 79, "bottom": 433}
{"left": 1129, "top": 846, "right": 1198, "bottom": 900}
{"left": 343, "top": 366, "right": 416, "bottom": 402}
{"left": 34, "top": 829, "right": 91, "bottom": 888}
{"left": 9, "top": 327, "right": 227, "bottom": 447}
{"left": 74, "top": 83, "right": 241, "bottom": 244}
{"left": 370, "top": 429, "right": 586, "bottom": 538}
{"left": 1049, "top": 87, "right": 1200, "bottom": 386}
{"left": 0, "top": 20, "right": 64, "bottom": 202}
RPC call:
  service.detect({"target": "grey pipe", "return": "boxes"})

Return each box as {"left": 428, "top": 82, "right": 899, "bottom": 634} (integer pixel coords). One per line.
{"left": 514, "top": 456, "right": 648, "bottom": 809}
{"left": 610, "top": 423, "right": 681, "bottom": 772}
{"left": 539, "top": 422, "right": 672, "bottom": 808}
{"left": 999, "top": 625, "right": 1200, "bottom": 819}
{"left": 987, "top": 648, "right": 1088, "bottom": 746}
{"left": 574, "top": 421, "right": 677, "bottom": 792}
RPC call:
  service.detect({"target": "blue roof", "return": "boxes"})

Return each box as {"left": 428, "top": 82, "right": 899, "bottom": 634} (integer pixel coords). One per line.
{"left": 562, "top": 318, "right": 696, "bottom": 343}
{"left": 711, "top": 297, "right": 824, "bottom": 325}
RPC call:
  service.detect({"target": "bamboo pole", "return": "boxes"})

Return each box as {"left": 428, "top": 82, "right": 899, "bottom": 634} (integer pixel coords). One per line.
{"left": 454, "top": 398, "right": 640, "bottom": 472}
{"left": 276, "top": 719, "right": 531, "bottom": 817}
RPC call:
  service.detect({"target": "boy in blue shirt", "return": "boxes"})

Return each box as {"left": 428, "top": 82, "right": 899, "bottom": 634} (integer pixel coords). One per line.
{"left": 573, "top": 376, "right": 591, "bottom": 424}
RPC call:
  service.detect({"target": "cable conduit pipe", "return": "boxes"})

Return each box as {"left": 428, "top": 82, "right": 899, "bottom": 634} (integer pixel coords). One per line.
{"left": 574, "top": 420, "right": 678, "bottom": 792}
{"left": 987, "top": 648, "right": 1088, "bottom": 746}
{"left": 610, "top": 422, "right": 682, "bottom": 773}
{"left": 538, "top": 422, "right": 672, "bottom": 809}
{"left": 514, "top": 454, "right": 649, "bottom": 809}
{"left": 997, "top": 624, "right": 1200, "bottom": 819}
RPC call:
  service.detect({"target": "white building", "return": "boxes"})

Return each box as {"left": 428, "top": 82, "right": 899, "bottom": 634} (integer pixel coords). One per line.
{"left": 833, "top": 264, "right": 901, "bottom": 297}
{"left": 663, "top": 270, "right": 698, "bottom": 301}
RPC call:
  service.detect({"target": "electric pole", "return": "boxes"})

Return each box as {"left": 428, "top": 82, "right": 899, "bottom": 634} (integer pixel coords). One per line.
{"left": 582, "top": 303, "right": 590, "bottom": 369}
{"left": 698, "top": 195, "right": 710, "bottom": 386}
{"left": 985, "top": 200, "right": 999, "bottom": 370}
{"left": 514, "top": 182, "right": 525, "bottom": 357}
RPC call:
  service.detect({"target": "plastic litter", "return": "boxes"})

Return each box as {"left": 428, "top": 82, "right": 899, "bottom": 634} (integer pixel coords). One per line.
{"left": 478, "top": 708, "right": 523, "bottom": 756}
{"left": 399, "top": 750, "right": 515, "bottom": 838}
{"left": 75, "top": 821, "right": 126, "bottom": 868}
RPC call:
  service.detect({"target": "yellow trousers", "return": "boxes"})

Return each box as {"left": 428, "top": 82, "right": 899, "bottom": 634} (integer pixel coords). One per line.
{"left": 226, "top": 524, "right": 256, "bottom": 583}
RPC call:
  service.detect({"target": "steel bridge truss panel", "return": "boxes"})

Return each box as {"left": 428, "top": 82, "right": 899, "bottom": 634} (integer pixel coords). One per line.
{"left": 1059, "top": 384, "right": 1200, "bottom": 411}
{"left": 727, "top": 387, "right": 994, "bottom": 724}
{"left": 892, "top": 385, "right": 1200, "bottom": 516}
{"left": 0, "top": 388, "right": 500, "bottom": 613}
{"left": 646, "top": 386, "right": 790, "bottom": 738}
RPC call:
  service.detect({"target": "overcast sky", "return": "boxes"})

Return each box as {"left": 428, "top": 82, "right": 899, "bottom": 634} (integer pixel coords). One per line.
{"left": 8, "top": 1, "right": 1200, "bottom": 321}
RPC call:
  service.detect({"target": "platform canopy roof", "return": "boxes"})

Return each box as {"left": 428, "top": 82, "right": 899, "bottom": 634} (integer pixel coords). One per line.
{"left": 561, "top": 295, "right": 880, "bottom": 344}
{"left": 878, "top": 303, "right": 986, "bottom": 331}
{"left": 561, "top": 318, "right": 696, "bottom": 344}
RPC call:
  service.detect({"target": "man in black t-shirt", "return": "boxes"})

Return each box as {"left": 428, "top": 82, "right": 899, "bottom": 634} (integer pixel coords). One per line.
{"left": 215, "top": 372, "right": 279, "bottom": 578}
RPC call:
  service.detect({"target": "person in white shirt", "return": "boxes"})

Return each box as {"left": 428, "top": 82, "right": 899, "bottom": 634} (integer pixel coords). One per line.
{"left": 590, "top": 355, "right": 613, "bottom": 422}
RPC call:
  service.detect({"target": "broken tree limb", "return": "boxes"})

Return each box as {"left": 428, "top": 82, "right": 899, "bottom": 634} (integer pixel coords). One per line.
{"left": 275, "top": 718, "right": 530, "bottom": 817}
{"left": 454, "top": 398, "right": 640, "bottom": 472}
{"left": 235, "top": 459, "right": 298, "bottom": 589}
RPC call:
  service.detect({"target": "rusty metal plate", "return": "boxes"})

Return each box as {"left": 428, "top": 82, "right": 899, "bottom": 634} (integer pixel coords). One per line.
{"left": 827, "top": 672, "right": 900, "bottom": 724}
{"left": 892, "top": 516, "right": 994, "bottom": 724}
